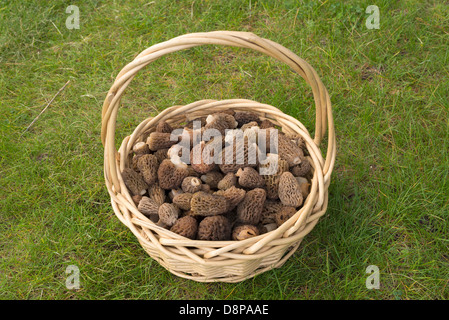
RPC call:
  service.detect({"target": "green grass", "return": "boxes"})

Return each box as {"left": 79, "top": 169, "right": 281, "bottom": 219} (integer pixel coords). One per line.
{"left": 1, "top": 0, "right": 448, "bottom": 300}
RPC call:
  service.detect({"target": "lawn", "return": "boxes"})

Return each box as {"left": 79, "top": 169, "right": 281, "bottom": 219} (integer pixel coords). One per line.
{"left": 0, "top": 0, "right": 448, "bottom": 300}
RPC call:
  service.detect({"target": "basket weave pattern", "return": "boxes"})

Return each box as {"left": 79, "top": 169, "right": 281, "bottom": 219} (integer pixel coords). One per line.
{"left": 101, "top": 31, "right": 336, "bottom": 282}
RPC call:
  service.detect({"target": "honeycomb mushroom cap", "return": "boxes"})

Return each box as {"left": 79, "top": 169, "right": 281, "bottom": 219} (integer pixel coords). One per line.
{"left": 236, "top": 188, "right": 266, "bottom": 225}
{"left": 157, "top": 158, "right": 189, "bottom": 190}
{"left": 275, "top": 206, "right": 297, "bottom": 227}
{"left": 278, "top": 134, "right": 305, "bottom": 167}
{"left": 290, "top": 158, "right": 312, "bottom": 177}
{"left": 204, "top": 112, "right": 238, "bottom": 135}
{"left": 181, "top": 176, "right": 203, "bottom": 193}
{"left": 158, "top": 203, "right": 180, "bottom": 227}
{"left": 172, "top": 192, "right": 193, "bottom": 211}
{"left": 235, "top": 167, "right": 265, "bottom": 189}
{"left": 148, "top": 183, "right": 166, "bottom": 206}
{"left": 259, "top": 119, "right": 276, "bottom": 129}
{"left": 260, "top": 200, "right": 286, "bottom": 224}
{"left": 138, "top": 196, "right": 159, "bottom": 222}
{"left": 217, "top": 172, "right": 237, "bottom": 190}
{"left": 155, "top": 120, "right": 173, "bottom": 133}
{"left": 218, "top": 137, "right": 259, "bottom": 174}
{"left": 214, "top": 186, "right": 246, "bottom": 211}
{"left": 135, "top": 154, "right": 159, "bottom": 185}
{"left": 200, "top": 171, "right": 224, "bottom": 189}
{"left": 190, "top": 191, "right": 228, "bottom": 216}
{"left": 121, "top": 168, "right": 148, "bottom": 196}
{"left": 170, "top": 216, "right": 198, "bottom": 239}
{"left": 278, "top": 172, "right": 304, "bottom": 207}
{"left": 261, "top": 157, "right": 289, "bottom": 200}
{"left": 232, "top": 224, "right": 260, "bottom": 241}
{"left": 132, "top": 141, "right": 150, "bottom": 155}
{"left": 153, "top": 148, "right": 169, "bottom": 164}
{"left": 190, "top": 141, "right": 217, "bottom": 174}
{"left": 147, "top": 132, "right": 179, "bottom": 151}
{"left": 197, "top": 215, "right": 232, "bottom": 241}
{"left": 240, "top": 121, "right": 259, "bottom": 131}
{"left": 234, "top": 111, "right": 261, "bottom": 127}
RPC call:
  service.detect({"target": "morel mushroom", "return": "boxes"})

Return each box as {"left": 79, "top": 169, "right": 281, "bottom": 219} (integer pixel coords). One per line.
{"left": 200, "top": 171, "right": 223, "bottom": 189}
{"left": 260, "top": 200, "right": 286, "bottom": 225}
{"left": 190, "top": 141, "right": 217, "bottom": 174}
{"left": 204, "top": 112, "right": 238, "bottom": 136}
{"left": 235, "top": 167, "right": 265, "bottom": 189}
{"left": 121, "top": 168, "right": 148, "bottom": 196}
{"left": 132, "top": 141, "right": 150, "bottom": 155}
{"left": 278, "top": 171, "right": 303, "bottom": 208}
{"left": 157, "top": 158, "right": 189, "bottom": 190}
{"left": 147, "top": 132, "right": 179, "bottom": 151}
{"left": 181, "top": 176, "right": 203, "bottom": 193}
{"left": 153, "top": 148, "right": 169, "bottom": 164}
{"left": 217, "top": 172, "right": 237, "bottom": 190}
{"left": 138, "top": 196, "right": 159, "bottom": 222}
{"left": 290, "top": 158, "right": 312, "bottom": 177}
{"left": 234, "top": 111, "right": 260, "bottom": 127}
{"left": 232, "top": 224, "right": 260, "bottom": 241}
{"left": 275, "top": 206, "right": 297, "bottom": 227}
{"left": 197, "top": 215, "right": 232, "bottom": 241}
{"left": 158, "top": 203, "right": 179, "bottom": 227}
{"left": 214, "top": 186, "right": 246, "bottom": 211}
{"left": 259, "top": 119, "right": 276, "bottom": 129}
{"left": 278, "top": 134, "right": 305, "bottom": 167}
{"left": 135, "top": 154, "right": 159, "bottom": 185}
{"left": 155, "top": 120, "right": 173, "bottom": 133}
{"left": 295, "top": 176, "right": 311, "bottom": 199}
{"left": 190, "top": 191, "right": 228, "bottom": 216}
{"left": 172, "top": 192, "right": 193, "bottom": 211}
{"left": 170, "top": 216, "right": 198, "bottom": 239}
{"left": 236, "top": 188, "right": 266, "bottom": 225}
{"left": 148, "top": 183, "right": 166, "bottom": 206}
{"left": 261, "top": 155, "right": 289, "bottom": 200}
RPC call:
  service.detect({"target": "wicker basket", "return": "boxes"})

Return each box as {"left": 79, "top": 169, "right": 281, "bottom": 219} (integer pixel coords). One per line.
{"left": 101, "top": 31, "right": 336, "bottom": 283}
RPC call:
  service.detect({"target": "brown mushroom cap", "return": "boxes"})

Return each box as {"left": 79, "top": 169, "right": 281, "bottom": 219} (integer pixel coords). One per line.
{"left": 232, "top": 224, "right": 260, "bottom": 241}
{"left": 132, "top": 141, "right": 150, "bottom": 155}
{"left": 157, "top": 158, "right": 189, "bottom": 190}
{"left": 147, "top": 132, "right": 179, "bottom": 151}
{"left": 181, "top": 176, "right": 203, "bottom": 193}
{"left": 158, "top": 203, "right": 180, "bottom": 227}
{"left": 295, "top": 176, "right": 311, "bottom": 199}
{"left": 147, "top": 183, "right": 166, "bottom": 206}
{"left": 234, "top": 111, "right": 261, "bottom": 127}
{"left": 200, "top": 171, "right": 224, "bottom": 189}
{"left": 290, "top": 158, "right": 312, "bottom": 177}
{"left": 121, "top": 168, "right": 148, "bottom": 196}
{"left": 278, "top": 134, "right": 305, "bottom": 167}
{"left": 153, "top": 148, "right": 169, "bottom": 164}
{"left": 135, "top": 154, "right": 159, "bottom": 185}
{"left": 138, "top": 196, "right": 160, "bottom": 222}
{"left": 204, "top": 112, "right": 238, "bottom": 135}
{"left": 172, "top": 192, "right": 193, "bottom": 211}
{"left": 217, "top": 172, "right": 237, "bottom": 190}
{"left": 190, "top": 191, "right": 228, "bottom": 216}
{"left": 170, "top": 216, "right": 198, "bottom": 239}
{"left": 218, "top": 137, "right": 259, "bottom": 174}
{"left": 236, "top": 188, "right": 266, "bottom": 225}
{"left": 190, "top": 141, "right": 217, "bottom": 174}
{"left": 235, "top": 167, "right": 265, "bottom": 189}
{"left": 261, "top": 156, "right": 289, "bottom": 200}
{"left": 278, "top": 172, "right": 304, "bottom": 207}
{"left": 275, "top": 206, "right": 297, "bottom": 227}
{"left": 260, "top": 200, "right": 286, "bottom": 224}
{"left": 155, "top": 120, "right": 173, "bottom": 133}
{"left": 259, "top": 119, "right": 276, "bottom": 129}
{"left": 240, "top": 121, "right": 259, "bottom": 131}
{"left": 197, "top": 215, "right": 232, "bottom": 241}
{"left": 214, "top": 186, "right": 246, "bottom": 211}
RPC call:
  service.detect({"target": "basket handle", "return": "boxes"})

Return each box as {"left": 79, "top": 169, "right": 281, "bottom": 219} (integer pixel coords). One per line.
{"left": 101, "top": 31, "right": 335, "bottom": 193}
